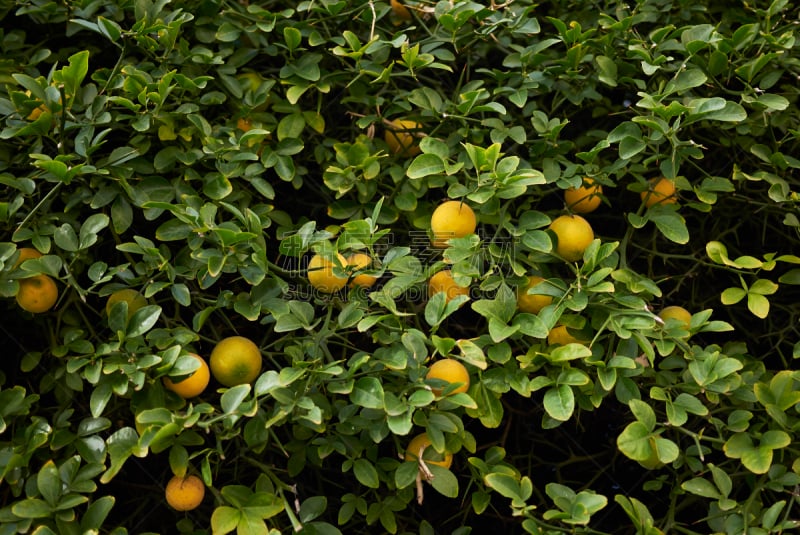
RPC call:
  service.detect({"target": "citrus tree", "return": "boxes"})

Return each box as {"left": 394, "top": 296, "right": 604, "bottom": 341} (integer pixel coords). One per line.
{"left": 1, "top": 0, "right": 800, "bottom": 534}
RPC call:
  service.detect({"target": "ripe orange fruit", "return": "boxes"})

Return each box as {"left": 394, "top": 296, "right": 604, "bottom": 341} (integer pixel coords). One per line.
{"left": 547, "top": 325, "right": 586, "bottom": 346}
{"left": 428, "top": 270, "right": 470, "bottom": 303}
{"left": 658, "top": 305, "right": 692, "bottom": 330}
{"left": 307, "top": 253, "right": 348, "bottom": 294}
{"left": 163, "top": 353, "right": 211, "bottom": 398}
{"left": 346, "top": 252, "right": 378, "bottom": 288}
{"left": 24, "top": 90, "right": 61, "bottom": 121}
{"left": 516, "top": 276, "right": 552, "bottom": 314}
{"left": 105, "top": 289, "right": 147, "bottom": 320}
{"left": 236, "top": 116, "right": 253, "bottom": 132}
{"left": 430, "top": 200, "right": 477, "bottom": 248}
{"left": 640, "top": 177, "right": 678, "bottom": 207}
{"left": 12, "top": 247, "right": 42, "bottom": 269}
{"left": 209, "top": 336, "right": 262, "bottom": 387}
{"left": 426, "top": 358, "right": 470, "bottom": 395}
{"left": 384, "top": 119, "right": 422, "bottom": 156}
{"left": 390, "top": 0, "right": 413, "bottom": 21}
{"left": 404, "top": 432, "right": 452, "bottom": 469}
{"left": 165, "top": 474, "right": 205, "bottom": 511}
{"left": 16, "top": 274, "right": 58, "bottom": 313}
{"left": 548, "top": 214, "right": 594, "bottom": 262}
{"left": 564, "top": 177, "right": 603, "bottom": 214}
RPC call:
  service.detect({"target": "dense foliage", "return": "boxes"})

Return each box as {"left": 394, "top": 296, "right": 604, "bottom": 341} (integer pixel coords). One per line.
{"left": 1, "top": 0, "right": 799, "bottom": 533}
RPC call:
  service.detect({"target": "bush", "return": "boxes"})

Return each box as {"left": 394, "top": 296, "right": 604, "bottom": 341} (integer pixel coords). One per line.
{"left": 1, "top": 1, "right": 799, "bottom": 533}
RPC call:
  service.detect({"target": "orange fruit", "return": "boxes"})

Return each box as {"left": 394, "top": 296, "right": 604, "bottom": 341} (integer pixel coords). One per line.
{"left": 24, "top": 90, "right": 61, "bottom": 121}
{"left": 384, "top": 119, "right": 422, "bottom": 156}
{"left": 548, "top": 214, "right": 594, "bottom": 262}
{"left": 564, "top": 177, "right": 603, "bottom": 214}
{"left": 16, "top": 274, "right": 58, "bottom": 313}
{"left": 428, "top": 270, "right": 470, "bottom": 303}
{"left": 426, "top": 358, "right": 470, "bottom": 395}
{"left": 516, "top": 276, "right": 552, "bottom": 314}
{"left": 404, "top": 432, "right": 453, "bottom": 469}
{"left": 640, "top": 177, "right": 678, "bottom": 207}
{"left": 307, "top": 253, "right": 348, "bottom": 294}
{"left": 12, "top": 247, "right": 42, "bottom": 269}
{"left": 165, "top": 474, "right": 205, "bottom": 511}
{"left": 430, "top": 200, "right": 477, "bottom": 248}
{"left": 346, "top": 252, "right": 378, "bottom": 288}
{"left": 163, "top": 353, "right": 211, "bottom": 398}
{"left": 390, "top": 0, "right": 413, "bottom": 21}
{"left": 547, "top": 325, "right": 586, "bottom": 346}
{"left": 105, "top": 289, "right": 147, "bottom": 320}
{"left": 209, "top": 336, "right": 262, "bottom": 387}
{"left": 658, "top": 305, "right": 692, "bottom": 331}
{"left": 236, "top": 116, "right": 253, "bottom": 132}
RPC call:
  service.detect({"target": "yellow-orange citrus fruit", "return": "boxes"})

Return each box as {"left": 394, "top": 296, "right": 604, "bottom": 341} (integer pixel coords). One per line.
{"left": 16, "top": 274, "right": 58, "bottom": 313}
{"left": 346, "top": 253, "right": 378, "bottom": 288}
{"left": 165, "top": 474, "right": 205, "bottom": 511}
{"left": 658, "top": 305, "right": 692, "bottom": 330}
{"left": 384, "top": 119, "right": 422, "bottom": 156}
{"left": 426, "top": 358, "right": 470, "bottom": 395}
{"left": 307, "top": 253, "right": 348, "bottom": 294}
{"left": 640, "top": 177, "right": 678, "bottom": 207}
{"left": 163, "top": 353, "right": 211, "bottom": 398}
{"left": 105, "top": 289, "right": 148, "bottom": 320}
{"left": 548, "top": 214, "right": 594, "bottom": 262}
{"left": 428, "top": 270, "right": 470, "bottom": 303}
{"left": 209, "top": 336, "right": 262, "bottom": 387}
{"left": 236, "top": 116, "right": 252, "bottom": 132}
{"left": 12, "top": 247, "right": 42, "bottom": 269}
{"left": 430, "top": 200, "right": 477, "bottom": 248}
{"left": 404, "top": 432, "right": 453, "bottom": 469}
{"left": 547, "top": 325, "right": 586, "bottom": 346}
{"left": 390, "top": 0, "right": 413, "bottom": 21}
{"left": 564, "top": 177, "right": 603, "bottom": 214}
{"left": 516, "top": 276, "right": 552, "bottom": 314}
{"left": 24, "top": 90, "right": 61, "bottom": 121}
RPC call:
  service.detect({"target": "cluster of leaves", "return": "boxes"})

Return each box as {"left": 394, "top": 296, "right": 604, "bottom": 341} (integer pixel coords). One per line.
{"left": 1, "top": 0, "right": 799, "bottom": 534}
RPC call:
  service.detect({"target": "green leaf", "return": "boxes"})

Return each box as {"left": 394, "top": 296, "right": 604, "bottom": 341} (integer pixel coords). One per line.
{"left": 619, "top": 136, "right": 646, "bottom": 160}
{"left": 350, "top": 377, "right": 385, "bottom": 409}
{"left": 211, "top": 506, "right": 241, "bottom": 535}
{"left": 543, "top": 384, "right": 574, "bottom": 421}
{"left": 665, "top": 68, "right": 707, "bottom": 94}
{"left": 616, "top": 421, "right": 653, "bottom": 461}
{"left": 548, "top": 344, "right": 592, "bottom": 362}
{"left": 59, "top": 50, "right": 90, "bottom": 99}
{"left": 747, "top": 293, "right": 770, "bottom": 318}
{"left": 81, "top": 496, "right": 115, "bottom": 531}
{"left": 721, "top": 287, "right": 746, "bottom": 305}
{"left": 724, "top": 431, "right": 790, "bottom": 474}
{"left": 428, "top": 464, "right": 459, "bottom": 498}
{"left": 299, "top": 496, "right": 327, "bottom": 523}
{"left": 284, "top": 26, "right": 302, "bottom": 52}
{"left": 629, "top": 399, "right": 656, "bottom": 430}
{"left": 37, "top": 460, "right": 61, "bottom": 507}
{"left": 11, "top": 498, "right": 53, "bottom": 518}
{"left": 749, "top": 278, "right": 779, "bottom": 295}
{"left": 126, "top": 305, "right": 161, "bottom": 337}
{"left": 681, "top": 477, "right": 722, "bottom": 499}
{"left": 406, "top": 154, "right": 445, "bottom": 179}
{"left": 221, "top": 384, "right": 251, "bottom": 413}
{"left": 484, "top": 472, "right": 524, "bottom": 501}
{"left": 648, "top": 209, "right": 689, "bottom": 244}
{"left": 353, "top": 459, "right": 380, "bottom": 489}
